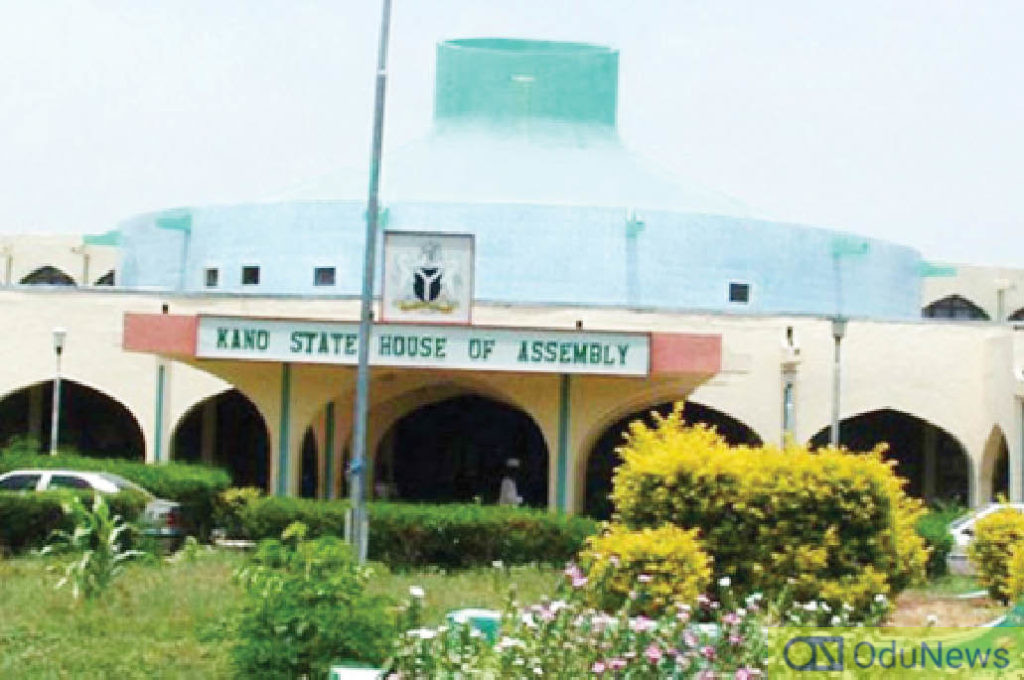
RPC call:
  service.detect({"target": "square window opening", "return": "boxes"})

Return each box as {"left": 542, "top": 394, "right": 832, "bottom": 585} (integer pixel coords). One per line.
{"left": 204, "top": 268, "right": 219, "bottom": 288}
{"left": 241, "top": 266, "right": 260, "bottom": 286}
{"left": 314, "top": 266, "right": 336, "bottom": 286}
{"left": 729, "top": 282, "right": 751, "bottom": 304}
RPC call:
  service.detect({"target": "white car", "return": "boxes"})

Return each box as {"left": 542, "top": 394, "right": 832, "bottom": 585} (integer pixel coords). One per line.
{"left": 0, "top": 469, "right": 183, "bottom": 541}
{"left": 947, "top": 502, "right": 1024, "bottom": 575}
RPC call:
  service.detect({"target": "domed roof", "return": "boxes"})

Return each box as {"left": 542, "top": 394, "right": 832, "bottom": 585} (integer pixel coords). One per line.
{"left": 278, "top": 38, "right": 751, "bottom": 217}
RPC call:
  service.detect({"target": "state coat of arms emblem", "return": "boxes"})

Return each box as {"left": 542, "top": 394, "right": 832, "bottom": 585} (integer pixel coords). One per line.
{"left": 382, "top": 231, "right": 474, "bottom": 323}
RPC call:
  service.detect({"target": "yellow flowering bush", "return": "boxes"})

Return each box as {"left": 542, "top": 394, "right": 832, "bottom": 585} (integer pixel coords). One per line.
{"left": 968, "top": 507, "right": 1024, "bottom": 602}
{"left": 609, "top": 404, "right": 928, "bottom": 620}
{"left": 1005, "top": 542, "right": 1024, "bottom": 603}
{"left": 580, "top": 523, "right": 711, "bottom": 616}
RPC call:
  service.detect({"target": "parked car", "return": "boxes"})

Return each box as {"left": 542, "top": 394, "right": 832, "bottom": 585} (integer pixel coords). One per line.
{"left": 0, "top": 469, "right": 183, "bottom": 545}
{"left": 947, "top": 502, "right": 1024, "bottom": 575}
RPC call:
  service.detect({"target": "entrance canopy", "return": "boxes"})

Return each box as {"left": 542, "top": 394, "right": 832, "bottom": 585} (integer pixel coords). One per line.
{"left": 124, "top": 313, "right": 721, "bottom": 378}
{"left": 123, "top": 312, "right": 721, "bottom": 507}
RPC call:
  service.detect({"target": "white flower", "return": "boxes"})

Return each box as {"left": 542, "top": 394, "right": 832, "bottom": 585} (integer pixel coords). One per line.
{"left": 874, "top": 593, "right": 887, "bottom": 603}
{"left": 409, "top": 586, "right": 425, "bottom": 599}
{"left": 831, "top": 615, "right": 841, "bottom": 625}
{"left": 719, "top": 576, "right": 732, "bottom": 588}
{"left": 803, "top": 602, "right": 818, "bottom": 612}
{"left": 926, "top": 614, "right": 939, "bottom": 626}
{"left": 406, "top": 627, "right": 436, "bottom": 639}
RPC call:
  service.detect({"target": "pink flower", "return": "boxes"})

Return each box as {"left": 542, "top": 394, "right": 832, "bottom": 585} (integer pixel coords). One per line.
{"left": 701, "top": 645, "right": 716, "bottom": 661}
{"left": 608, "top": 658, "right": 627, "bottom": 670}
{"left": 644, "top": 643, "right": 663, "bottom": 663}
{"left": 564, "top": 564, "right": 583, "bottom": 580}
{"left": 629, "top": 615, "right": 655, "bottom": 632}
{"left": 735, "top": 669, "right": 760, "bottom": 680}
{"left": 722, "top": 612, "right": 740, "bottom": 626}
{"left": 572, "top": 575, "right": 588, "bottom": 588}
{"left": 729, "top": 633, "right": 743, "bottom": 646}
{"left": 683, "top": 631, "right": 698, "bottom": 648}
{"left": 591, "top": 661, "right": 606, "bottom": 675}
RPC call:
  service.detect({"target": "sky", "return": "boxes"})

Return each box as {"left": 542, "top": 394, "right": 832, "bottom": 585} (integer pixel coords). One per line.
{"left": 1, "top": 0, "right": 1023, "bottom": 266}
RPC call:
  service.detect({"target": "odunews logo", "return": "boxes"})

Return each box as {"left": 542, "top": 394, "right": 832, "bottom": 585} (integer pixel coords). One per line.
{"left": 772, "top": 627, "right": 1023, "bottom": 675}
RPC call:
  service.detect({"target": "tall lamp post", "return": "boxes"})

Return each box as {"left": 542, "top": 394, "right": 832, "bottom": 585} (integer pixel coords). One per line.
{"left": 49, "top": 327, "right": 67, "bottom": 456}
{"left": 829, "top": 316, "right": 846, "bottom": 447}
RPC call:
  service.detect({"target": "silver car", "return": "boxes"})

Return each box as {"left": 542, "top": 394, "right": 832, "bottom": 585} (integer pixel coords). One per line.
{"left": 0, "top": 468, "right": 183, "bottom": 542}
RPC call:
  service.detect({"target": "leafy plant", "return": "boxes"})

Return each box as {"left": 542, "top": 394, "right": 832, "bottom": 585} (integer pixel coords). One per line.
{"left": 41, "top": 494, "right": 145, "bottom": 600}
{"left": 232, "top": 522, "right": 395, "bottom": 678}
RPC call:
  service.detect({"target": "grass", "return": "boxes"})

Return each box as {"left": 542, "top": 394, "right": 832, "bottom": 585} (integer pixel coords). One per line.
{"left": 0, "top": 549, "right": 561, "bottom": 679}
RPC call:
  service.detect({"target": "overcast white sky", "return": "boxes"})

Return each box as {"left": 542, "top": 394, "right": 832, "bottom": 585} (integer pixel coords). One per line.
{"left": 2, "top": 1, "right": 1022, "bottom": 266}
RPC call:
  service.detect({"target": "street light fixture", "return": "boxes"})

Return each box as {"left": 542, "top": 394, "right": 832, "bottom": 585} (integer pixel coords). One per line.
{"left": 50, "top": 327, "right": 67, "bottom": 456}
{"left": 830, "top": 316, "right": 847, "bottom": 447}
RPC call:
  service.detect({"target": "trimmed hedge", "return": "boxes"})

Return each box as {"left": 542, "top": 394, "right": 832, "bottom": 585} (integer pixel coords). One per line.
{"left": 214, "top": 491, "right": 598, "bottom": 568}
{"left": 609, "top": 405, "right": 928, "bottom": 620}
{"left": 0, "top": 490, "right": 147, "bottom": 553}
{"left": 0, "top": 451, "right": 231, "bottom": 539}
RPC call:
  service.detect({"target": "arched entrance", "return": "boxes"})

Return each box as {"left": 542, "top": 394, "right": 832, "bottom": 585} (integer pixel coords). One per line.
{"left": 0, "top": 381, "right": 143, "bottom": 458}
{"left": 300, "top": 427, "right": 318, "bottom": 498}
{"left": 172, "top": 390, "right": 270, "bottom": 490}
{"left": 584, "top": 401, "right": 762, "bottom": 519}
{"left": 373, "top": 395, "right": 549, "bottom": 506}
{"left": 981, "top": 427, "right": 1010, "bottom": 502}
{"left": 809, "top": 409, "right": 970, "bottom": 504}
{"left": 19, "top": 266, "right": 76, "bottom": 286}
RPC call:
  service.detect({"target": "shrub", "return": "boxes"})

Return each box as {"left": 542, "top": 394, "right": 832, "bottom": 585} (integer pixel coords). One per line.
{"left": 1005, "top": 542, "right": 1024, "bottom": 603}
{"left": 232, "top": 523, "right": 395, "bottom": 678}
{"left": 609, "top": 404, "right": 928, "bottom": 620}
{"left": 0, "top": 490, "right": 146, "bottom": 553}
{"left": 368, "top": 502, "right": 597, "bottom": 569}
{"left": 579, "top": 523, "right": 711, "bottom": 615}
{"left": 916, "top": 502, "right": 965, "bottom": 578}
{"left": 967, "top": 507, "right": 1024, "bottom": 602}
{"left": 0, "top": 450, "right": 230, "bottom": 539}
{"left": 215, "top": 491, "right": 599, "bottom": 568}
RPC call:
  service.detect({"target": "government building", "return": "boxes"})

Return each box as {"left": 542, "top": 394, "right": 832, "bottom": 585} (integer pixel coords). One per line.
{"left": 1, "top": 38, "right": 1021, "bottom": 515}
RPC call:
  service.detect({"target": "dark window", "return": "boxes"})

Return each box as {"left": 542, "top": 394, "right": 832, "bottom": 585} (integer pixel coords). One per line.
{"left": 49, "top": 475, "right": 91, "bottom": 490}
{"left": 314, "top": 267, "right": 336, "bottom": 286}
{"left": 922, "top": 295, "right": 989, "bottom": 320}
{"left": 205, "top": 268, "right": 219, "bottom": 288}
{"left": 93, "top": 270, "right": 115, "bottom": 286}
{"left": 241, "top": 266, "right": 260, "bottom": 285}
{"left": 729, "top": 282, "right": 750, "bottom": 304}
{"left": 19, "top": 266, "right": 76, "bottom": 286}
{"left": 1009, "top": 307, "right": 1024, "bottom": 322}
{"left": 0, "top": 474, "right": 41, "bottom": 490}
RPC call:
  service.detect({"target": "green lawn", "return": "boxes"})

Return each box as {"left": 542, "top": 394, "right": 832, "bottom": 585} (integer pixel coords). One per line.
{"left": 0, "top": 550, "right": 561, "bottom": 679}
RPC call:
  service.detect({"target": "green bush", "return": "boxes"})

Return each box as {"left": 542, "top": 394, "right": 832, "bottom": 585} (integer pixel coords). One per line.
{"left": 0, "top": 490, "right": 146, "bottom": 553}
{"left": 0, "top": 450, "right": 230, "bottom": 539}
{"left": 215, "top": 491, "right": 598, "bottom": 568}
{"left": 233, "top": 523, "right": 395, "bottom": 678}
{"left": 916, "top": 503, "right": 965, "bottom": 578}
{"left": 609, "top": 405, "right": 928, "bottom": 621}
{"left": 967, "top": 507, "right": 1024, "bottom": 602}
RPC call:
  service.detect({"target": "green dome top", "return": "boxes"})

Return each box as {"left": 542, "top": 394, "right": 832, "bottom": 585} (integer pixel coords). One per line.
{"left": 434, "top": 38, "right": 619, "bottom": 127}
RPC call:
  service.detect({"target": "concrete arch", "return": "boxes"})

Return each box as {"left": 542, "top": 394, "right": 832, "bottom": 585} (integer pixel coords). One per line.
{"left": 979, "top": 425, "right": 1010, "bottom": 502}
{"left": 808, "top": 408, "right": 972, "bottom": 505}
{"left": 170, "top": 387, "right": 272, "bottom": 490}
{"left": 19, "top": 265, "right": 76, "bottom": 286}
{"left": 0, "top": 378, "right": 144, "bottom": 458}
{"left": 578, "top": 395, "right": 763, "bottom": 518}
